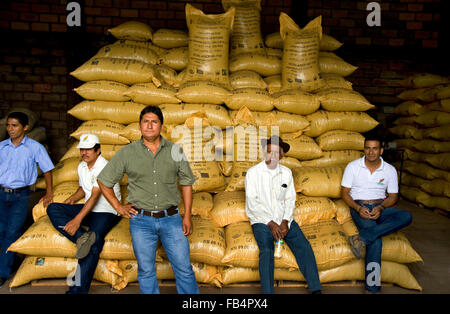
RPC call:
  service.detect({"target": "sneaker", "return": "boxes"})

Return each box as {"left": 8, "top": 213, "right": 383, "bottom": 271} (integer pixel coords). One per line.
{"left": 75, "top": 231, "right": 96, "bottom": 259}
{"left": 349, "top": 234, "right": 366, "bottom": 259}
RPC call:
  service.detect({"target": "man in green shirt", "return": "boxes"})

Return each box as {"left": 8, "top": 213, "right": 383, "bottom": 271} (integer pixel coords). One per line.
{"left": 97, "top": 105, "right": 199, "bottom": 294}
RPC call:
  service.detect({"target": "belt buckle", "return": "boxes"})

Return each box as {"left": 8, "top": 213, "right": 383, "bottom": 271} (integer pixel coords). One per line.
{"left": 5, "top": 188, "right": 14, "bottom": 193}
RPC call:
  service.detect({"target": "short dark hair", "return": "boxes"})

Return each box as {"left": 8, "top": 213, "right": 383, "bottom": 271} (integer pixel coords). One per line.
{"left": 139, "top": 105, "right": 164, "bottom": 125}
{"left": 7, "top": 111, "right": 29, "bottom": 127}
{"left": 93, "top": 143, "right": 101, "bottom": 152}
{"left": 364, "top": 132, "right": 385, "bottom": 148}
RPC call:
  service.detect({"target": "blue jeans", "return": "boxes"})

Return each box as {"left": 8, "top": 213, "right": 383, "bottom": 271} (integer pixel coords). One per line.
{"left": 0, "top": 188, "right": 30, "bottom": 278}
{"left": 350, "top": 204, "right": 412, "bottom": 292}
{"left": 129, "top": 211, "right": 199, "bottom": 294}
{"left": 252, "top": 220, "right": 322, "bottom": 294}
{"left": 47, "top": 202, "right": 121, "bottom": 294}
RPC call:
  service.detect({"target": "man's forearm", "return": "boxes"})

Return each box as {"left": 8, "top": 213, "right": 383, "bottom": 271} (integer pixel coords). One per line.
{"left": 341, "top": 187, "right": 362, "bottom": 212}
{"left": 181, "top": 185, "right": 193, "bottom": 217}
{"left": 43, "top": 171, "right": 53, "bottom": 193}
{"left": 98, "top": 180, "right": 121, "bottom": 210}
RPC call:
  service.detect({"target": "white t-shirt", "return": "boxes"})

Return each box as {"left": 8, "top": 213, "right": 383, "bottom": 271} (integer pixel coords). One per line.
{"left": 78, "top": 155, "right": 121, "bottom": 215}
{"left": 341, "top": 156, "right": 398, "bottom": 201}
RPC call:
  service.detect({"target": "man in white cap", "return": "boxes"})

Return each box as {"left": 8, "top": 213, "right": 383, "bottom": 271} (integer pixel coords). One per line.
{"left": 47, "top": 134, "right": 122, "bottom": 294}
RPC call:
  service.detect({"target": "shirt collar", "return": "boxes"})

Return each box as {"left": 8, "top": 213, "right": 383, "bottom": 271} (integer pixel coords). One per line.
{"left": 81, "top": 154, "right": 105, "bottom": 170}
{"left": 359, "top": 156, "right": 385, "bottom": 171}
{"left": 6, "top": 136, "right": 27, "bottom": 147}
{"left": 259, "top": 160, "right": 281, "bottom": 174}
{"left": 139, "top": 135, "right": 167, "bottom": 149}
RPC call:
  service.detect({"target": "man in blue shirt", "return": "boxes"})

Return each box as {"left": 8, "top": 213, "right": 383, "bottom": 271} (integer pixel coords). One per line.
{"left": 0, "top": 111, "right": 54, "bottom": 287}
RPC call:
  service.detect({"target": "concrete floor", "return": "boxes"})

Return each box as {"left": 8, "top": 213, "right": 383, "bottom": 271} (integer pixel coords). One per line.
{"left": 0, "top": 198, "right": 448, "bottom": 294}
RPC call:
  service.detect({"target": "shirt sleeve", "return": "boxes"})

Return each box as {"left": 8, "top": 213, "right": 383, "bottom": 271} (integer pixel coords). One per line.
{"left": 282, "top": 171, "right": 296, "bottom": 222}
{"left": 97, "top": 149, "right": 126, "bottom": 188}
{"left": 35, "top": 143, "right": 54, "bottom": 173}
{"left": 176, "top": 145, "right": 196, "bottom": 186}
{"left": 341, "top": 163, "right": 354, "bottom": 188}
{"left": 245, "top": 168, "right": 272, "bottom": 225}
{"left": 387, "top": 166, "right": 399, "bottom": 194}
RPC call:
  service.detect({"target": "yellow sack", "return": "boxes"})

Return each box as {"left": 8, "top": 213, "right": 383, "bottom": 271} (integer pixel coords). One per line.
{"left": 161, "top": 104, "right": 231, "bottom": 129}
{"left": 320, "top": 33, "right": 343, "bottom": 51}
{"left": 70, "top": 57, "right": 163, "bottom": 86}
{"left": 321, "top": 73, "right": 353, "bottom": 90}
{"left": 119, "top": 123, "right": 171, "bottom": 142}
{"left": 403, "top": 160, "right": 439, "bottom": 180}
{"left": 93, "top": 44, "right": 159, "bottom": 64}
{"left": 229, "top": 52, "right": 282, "bottom": 77}
{"left": 319, "top": 56, "right": 358, "bottom": 77}
{"left": 299, "top": 150, "right": 363, "bottom": 168}
{"left": 334, "top": 198, "right": 352, "bottom": 224}
{"left": 282, "top": 133, "right": 323, "bottom": 161}
{"left": 70, "top": 120, "right": 130, "bottom": 145}
{"left": 210, "top": 191, "right": 249, "bottom": 227}
{"left": 418, "top": 195, "right": 450, "bottom": 211}
{"left": 155, "top": 64, "right": 178, "bottom": 86}
{"left": 398, "top": 86, "right": 442, "bottom": 103}
{"left": 221, "top": 221, "right": 298, "bottom": 269}
{"left": 264, "top": 32, "right": 283, "bottom": 48}
{"left": 293, "top": 195, "right": 337, "bottom": 226}
{"left": 225, "top": 87, "right": 274, "bottom": 111}
{"left": 188, "top": 217, "right": 226, "bottom": 266}
{"left": 425, "top": 153, "right": 450, "bottom": 171}
{"left": 421, "top": 179, "right": 450, "bottom": 197}
{"left": 108, "top": 21, "right": 153, "bottom": 41}
{"left": 32, "top": 181, "right": 82, "bottom": 222}
{"left": 222, "top": 0, "right": 265, "bottom": 57}
{"left": 393, "top": 116, "right": 417, "bottom": 125}
{"left": 437, "top": 85, "right": 450, "bottom": 100}
{"left": 189, "top": 161, "right": 227, "bottom": 193}
{"left": 61, "top": 142, "right": 124, "bottom": 161}
{"left": 266, "top": 47, "right": 283, "bottom": 58}
{"left": 292, "top": 166, "right": 344, "bottom": 198}
{"left": 271, "top": 89, "right": 320, "bottom": 115}
{"left": 394, "top": 101, "right": 426, "bottom": 116}
{"left": 305, "top": 110, "right": 379, "bottom": 137}
{"left": 152, "top": 28, "right": 188, "bottom": 48}
{"left": 400, "top": 185, "right": 431, "bottom": 204}
{"left": 316, "top": 130, "right": 365, "bottom": 151}
{"left": 317, "top": 88, "right": 374, "bottom": 111}
{"left": 388, "top": 125, "right": 423, "bottom": 140}
{"left": 400, "top": 73, "right": 449, "bottom": 89}
{"left": 280, "top": 14, "right": 323, "bottom": 92}
{"left": 221, "top": 266, "right": 260, "bottom": 285}
{"left": 381, "top": 233, "right": 423, "bottom": 263}
{"left": 124, "top": 83, "right": 180, "bottom": 105}
{"left": 264, "top": 74, "right": 282, "bottom": 94}
{"left": 184, "top": 4, "right": 235, "bottom": 88}
{"left": 176, "top": 80, "right": 232, "bottom": 105}
{"left": 112, "top": 39, "right": 167, "bottom": 56}
{"left": 415, "top": 111, "right": 450, "bottom": 127}
{"left": 411, "top": 139, "right": 450, "bottom": 153}
{"left": 73, "top": 80, "right": 130, "bottom": 102}
{"left": 230, "top": 70, "right": 267, "bottom": 90}
{"left": 178, "top": 192, "right": 214, "bottom": 219}
{"left": 424, "top": 99, "right": 450, "bottom": 113}
{"left": 401, "top": 172, "right": 428, "bottom": 188}
{"left": 280, "top": 156, "right": 302, "bottom": 170}
{"left": 158, "top": 47, "right": 188, "bottom": 71}
{"left": 68, "top": 100, "right": 144, "bottom": 125}
{"left": 36, "top": 157, "right": 80, "bottom": 189}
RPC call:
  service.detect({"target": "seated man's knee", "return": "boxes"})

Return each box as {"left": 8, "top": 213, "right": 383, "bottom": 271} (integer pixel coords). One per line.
{"left": 401, "top": 210, "right": 413, "bottom": 226}
{"left": 46, "top": 203, "right": 58, "bottom": 217}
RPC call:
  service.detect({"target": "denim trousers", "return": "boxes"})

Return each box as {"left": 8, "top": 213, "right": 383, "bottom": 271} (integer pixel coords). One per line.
{"left": 47, "top": 202, "right": 121, "bottom": 294}
{"left": 252, "top": 220, "right": 322, "bottom": 294}
{"left": 129, "top": 212, "right": 199, "bottom": 294}
{"left": 350, "top": 204, "right": 412, "bottom": 292}
{"left": 0, "top": 189, "right": 30, "bottom": 278}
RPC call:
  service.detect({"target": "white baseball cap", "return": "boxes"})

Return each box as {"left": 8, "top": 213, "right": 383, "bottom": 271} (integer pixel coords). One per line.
{"left": 77, "top": 134, "right": 100, "bottom": 149}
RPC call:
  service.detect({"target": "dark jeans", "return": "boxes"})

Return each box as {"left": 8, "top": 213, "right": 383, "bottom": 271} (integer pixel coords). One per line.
{"left": 47, "top": 202, "right": 121, "bottom": 294}
{"left": 252, "top": 220, "right": 322, "bottom": 294}
{"left": 350, "top": 204, "right": 412, "bottom": 292}
{"left": 0, "top": 188, "right": 30, "bottom": 278}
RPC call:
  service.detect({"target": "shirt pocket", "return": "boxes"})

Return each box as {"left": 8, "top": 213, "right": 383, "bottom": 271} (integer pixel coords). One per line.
{"left": 159, "top": 162, "right": 178, "bottom": 184}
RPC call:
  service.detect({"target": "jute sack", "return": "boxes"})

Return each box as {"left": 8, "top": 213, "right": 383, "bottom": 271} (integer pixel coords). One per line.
{"left": 70, "top": 120, "right": 130, "bottom": 145}
{"left": 264, "top": 74, "right": 282, "bottom": 94}
{"left": 221, "top": 221, "right": 298, "bottom": 269}
{"left": 178, "top": 192, "right": 214, "bottom": 219}
{"left": 401, "top": 172, "right": 428, "bottom": 188}
{"left": 0, "top": 118, "right": 5, "bottom": 141}
{"left": 225, "top": 88, "right": 274, "bottom": 111}
{"left": 70, "top": 57, "right": 163, "bottom": 86}
{"left": 152, "top": 28, "right": 188, "bottom": 48}
{"left": 229, "top": 52, "right": 282, "bottom": 77}
{"left": 334, "top": 198, "right": 352, "bottom": 224}
{"left": 266, "top": 47, "right": 283, "bottom": 58}
{"left": 230, "top": 70, "right": 267, "bottom": 89}
{"left": 124, "top": 83, "right": 180, "bottom": 105}
{"left": 400, "top": 185, "right": 431, "bottom": 204}
{"left": 394, "top": 101, "right": 426, "bottom": 116}
{"left": 316, "top": 130, "right": 365, "bottom": 151}
{"left": 321, "top": 73, "right": 353, "bottom": 90}
{"left": 188, "top": 216, "right": 226, "bottom": 266}
{"left": 415, "top": 111, "right": 450, "bottom": 127}
{"left": 222, "top": 0, "right": 265, "bottom": 57}
{"left": 32, "top": 181, "right": 82, "bottom": 222}
{"left": 160, "top": 104, "right": 231, "bottom": 129}
{"left": 176, "top": 80, "right": 232, "bottom": 105}
{"left": 68, "top": 101, "right": 144, "bottom": 124}
{"left": 317, "top": 88, "right": 374, "bottom": 111}
{"left": 108, "top": 21, "right": 153, "bottom": 41}
{"left": 280, "top": 14, "right": 323, "bottom": 92}
{"left": 9, "top": 256, "right": 122, "bottom": 289}
{"left": 293, "top": 195, "right": 337, "bottom": 226}
{"left": 158, "top": 47, "right": 188, "bottom": 71}
{"left": 403, "top": 160, "right": 440, "bottom": 180}
{"left": 418, "top": 194, "right": 450, "bottom": 211}
{"left": 399, "top": 72, "right": 449, "bottom": 89}
{"left": 155, "top": 64, "right": 178, "bottom": 86}
{"left": 319, "top": 56, "right": 358, "bottom": 77}
{"left": 210, "top": 191, "right": 249, "bottom": 227}
{"left": 119, "top": 123, "right": 171, "bottom": 142}
{"left": 393, "top": 139, "right": 419, "bottom": 151}
{"left": 220, "top": 266, "right": 260, "bottom": 285}
{"left": 299, "top": 150, "right": 363, "bottom": 168}
{"left": 292, "top": 166, "right": 344, "bottom": 198}
{"left": 36, "top": 157, "right": 80, "bottom": 189}
{"left": 218, "top": 159, "right": 233, "bottom": 176}
{"left": 437, "top": 85, "right": 450, "bottom": 100}
{"left": 73, "top": 80, "right": 130, "bottom": 101}
{"left": 189, "top": 161, "right": 227, "bottom": 193}
{"left": 280, "top": 156, "right": 302, "bottom": 170}
{"left": 8, "top": 216, "right": 135, "bottom": 260}
{"left": 421, "top": 179, "right": 450, "bottom": 197}
{"left": 111, "top": 39, "right": 167, "bottom": 56}
{"left": 281, "top": 132, "right": 323, "bottom": 161}
{"left": 398, "top": 86, "right": 442, "bottom": 103}
{"left": 393, "top": 116, "right": 417, "bottom": 126}
{"left": 424, "top": 99, "right": 450, "bottom": 113}
{"left": 411, "top": 139, "right": 450, "bottom": 153}
{"left": 388, "top": 125, "right": 423, "bottom": 140}
{"left": 26, "top": 127, "right": 46, "bottom": 143}
{"left": 271, "top": 88, "right": 320, "bottom": 115}
{"left": 304, "top": 110, "right": 379, "bottom": 137}
{"left": 265, "top": 32, "right": 342, "bottom": 51}
{"left": 184, "top": 4, "right": 235, "bottom": 88}
{"left": 93, "top": 44, "right": 159, "bottom": 64}
{"left": 381, "top": 232, "right": 423, "bottom": 263}
{"left": 425, "top": 153, "right": 450, "bottom": 171}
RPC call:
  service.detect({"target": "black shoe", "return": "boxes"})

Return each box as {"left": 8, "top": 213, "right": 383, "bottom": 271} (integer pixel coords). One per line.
{"left": 312, "top": 290, "right": 322, "bottom": 295}
{"left": 0, "top": 277, "right": 7, "bottom": 288}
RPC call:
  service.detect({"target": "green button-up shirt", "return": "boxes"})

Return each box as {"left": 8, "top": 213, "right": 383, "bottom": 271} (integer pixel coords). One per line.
{"left": 97, "top": 136, "right": 196, "bottom": 211}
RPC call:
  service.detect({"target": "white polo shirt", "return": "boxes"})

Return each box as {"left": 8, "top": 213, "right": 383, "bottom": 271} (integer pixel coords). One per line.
{"left": 245, "top": 161, "right": 297, "bottom": 227}
{"left": 341, "top": 156, "right": 399, "bottom": 201}
{"left": 78, "top": 155, "right": 121, "bottom": 215}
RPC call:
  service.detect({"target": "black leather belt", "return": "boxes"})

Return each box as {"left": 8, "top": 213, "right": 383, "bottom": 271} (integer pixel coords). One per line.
{"left": 0, "top": 185, "right": 30, "bottom": 194}
{"left": 133, "top": 205, "right": 178, "bottom": 218}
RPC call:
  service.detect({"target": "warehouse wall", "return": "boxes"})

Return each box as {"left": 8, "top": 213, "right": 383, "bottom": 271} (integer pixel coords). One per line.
{"left": 0, "top": 0, "right": 445, "bottom": 162}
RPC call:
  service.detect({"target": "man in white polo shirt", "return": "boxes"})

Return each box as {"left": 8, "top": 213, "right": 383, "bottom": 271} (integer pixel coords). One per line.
{"left": 341, "top": 134, "right": 412, "bottom": 293}
{"left": 47, "top": 134, "right": 121, "bottom": 294}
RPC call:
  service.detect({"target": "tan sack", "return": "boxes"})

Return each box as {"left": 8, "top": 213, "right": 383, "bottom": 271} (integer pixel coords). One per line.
{"left": 73, "top": 80, "right": 130, "bottom": 101}
{"left": 36, "top": 157, "right": 80, "bottom": 189}
{"left": 210, "top": 191, "right": 249, "bottom": 227}
{"left": 299, "top": 150, "right": 363, "bottom": 168}
{"left": 293, "top": 195, "right": 337, "bottom": 226}
{"left": 316, "top": 130, "right": 365, "bottom": 151}
{"left": 292, "top": 166, "right": 344, "bottom": 198}
{"left": 317, "top": 88, "right": 374, "bottom": 111}
{"left": 229, "top": 52, "right": 282, "bottom": 77}
{"left": 68, "top": 100, "right": 144, "bottom": 124}
{"left": 70, "top": 120, "right": 130, "bottom": 145}
{"left": 124, "top": 83, "right": 180, "bottom": 105}
{"left": 400, "top": 73, "right": 449, "bottom": 89}
{"left": 271, "top": 89, "right": 320, "bottom": 115}
{"left": 93, "top": 44, "right": 159, "bottom": 64}
{"left": 108, "top": 21, "right": 153, "bottom": 41}
{"left": 152, "top": 28, "right": 188, "bottom": 48}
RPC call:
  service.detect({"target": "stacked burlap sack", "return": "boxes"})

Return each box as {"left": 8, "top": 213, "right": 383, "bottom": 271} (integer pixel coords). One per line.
{"left": 9, "top": 1, "right": 421, "bottom": 291}
{"left": 389, "top": 73, "right": 450, "bottom": 212}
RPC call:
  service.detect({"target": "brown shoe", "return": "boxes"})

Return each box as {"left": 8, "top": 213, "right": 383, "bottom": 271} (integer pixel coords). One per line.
{"left": 349, "top": 234, "right": 365, "bottom": 259}
{"left": 75, "top": 231, "right": 96, "bottom": 259}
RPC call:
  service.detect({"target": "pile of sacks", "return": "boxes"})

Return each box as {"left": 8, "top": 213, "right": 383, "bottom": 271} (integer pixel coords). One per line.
{"left": 390, "top": 73, "right": 450, "bottom": 212}
{"left": 8, "top": 1, "right": 421, "bottom": 291}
